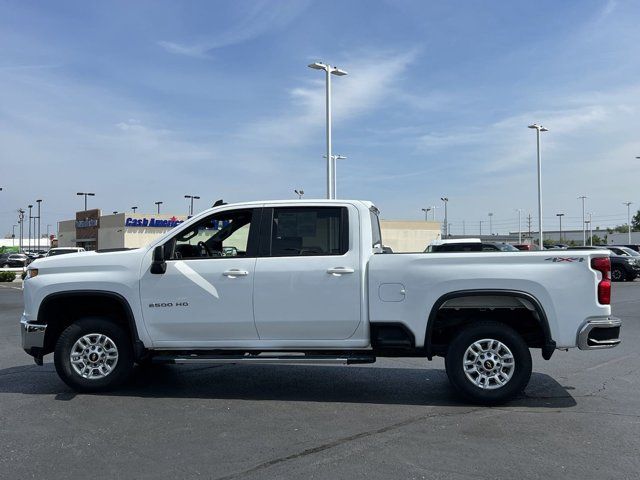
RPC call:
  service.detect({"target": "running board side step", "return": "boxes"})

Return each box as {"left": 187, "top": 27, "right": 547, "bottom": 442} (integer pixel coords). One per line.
{"left": 152, "top": 353, "right": 376, "bottom": 366}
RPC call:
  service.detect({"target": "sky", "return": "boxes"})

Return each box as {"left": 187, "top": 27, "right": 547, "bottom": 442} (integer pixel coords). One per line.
{"left": 1, "top": 0, "right": 640, "bottom": 237}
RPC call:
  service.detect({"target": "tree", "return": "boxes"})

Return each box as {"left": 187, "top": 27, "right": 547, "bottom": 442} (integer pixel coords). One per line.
{"left": 632, "top": 209, "right": 640, "bottom": 230}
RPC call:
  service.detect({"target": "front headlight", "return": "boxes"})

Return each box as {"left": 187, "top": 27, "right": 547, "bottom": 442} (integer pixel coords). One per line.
{"left": 625, "top": 258, "right": 635, "bottom": 265}
{"left": 25, "top": 268, "right": 38, "bottom": 279}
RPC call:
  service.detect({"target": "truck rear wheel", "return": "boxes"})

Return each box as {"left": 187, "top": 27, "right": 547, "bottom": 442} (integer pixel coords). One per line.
{"left": 54, "top": 317, "right": 133, "bottom": 392}
{"left": 444, "top": 321, "right": 532, "bottom": 405}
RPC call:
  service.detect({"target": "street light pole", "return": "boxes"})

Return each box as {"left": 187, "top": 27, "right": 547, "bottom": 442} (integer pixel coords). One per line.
{"left": 578, "top": 195, "right": 587, "bottom": 246}
{"left": 587, "top": 213, "right": 593, "bottom": 246}
{"left": 77, "top": 192, "right": 95, "bottom": 211}
{"left": 36, "top": 199, "right": 42, "bottom": 252}
{"left": 308, "top": 61, "right": 348, "bottom": 199}
{"left": 528, "top": 124, "right": 548, "bottom": 250}
{"left": 516, "top": 209, "right": 523, "bottom": 244}
{"left": 12, "top": 224, "right": 17, "bottom": 246}
{"left": 324, "top": 154, "right": 347, "bottom": 198}
{"left": 488, "top": 212, "right": 493, "bottom": 235}
{"left": 28, "top": 204, "right": 33, "bottom": 253}
{"left": 556, "top": 213, "right": 565, "bottom": 242}
{"left": 624, "top": 202, "right": 633, "bottom": 244}
{"left": 441, "top": 197, "right": 449, "bottom": 237}
{"left": 155, "top": 201, "right": 163, "bottom": 214}
{"left": 421, "top": 208, "right": 431, "bottom": 221}
{"left": 131, "top": 206, "right": 138, "bottom": 213}
{"left": 479, "top": 220, "right": 484, "bottom": 236}
{"left": 185, "top": 195, "right": 200, "bottom": 216}
{"left": 18, "top": 209, "right": 24, "bottom": 252}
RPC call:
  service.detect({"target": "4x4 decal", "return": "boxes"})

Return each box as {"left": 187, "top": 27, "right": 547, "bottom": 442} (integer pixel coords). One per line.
{"left": 545, "top": 257, "right": 585, "bottom": 262}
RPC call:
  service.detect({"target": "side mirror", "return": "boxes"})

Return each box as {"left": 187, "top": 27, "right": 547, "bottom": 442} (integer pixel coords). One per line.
{"left": 150, "top": 245, "right": 167, "bottom": 274}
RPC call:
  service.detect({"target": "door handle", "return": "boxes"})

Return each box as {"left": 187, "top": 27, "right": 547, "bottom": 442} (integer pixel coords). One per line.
{"left": 223, "top": 269, "right": 249, "bottom": 277}
{"left": 327, "top": 267, "right": 355, "bottom": 275}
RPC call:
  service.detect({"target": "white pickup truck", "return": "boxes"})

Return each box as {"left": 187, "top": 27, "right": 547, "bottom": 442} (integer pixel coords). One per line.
{"left": 21, "top": 199, "right": 621, "bottom": 404}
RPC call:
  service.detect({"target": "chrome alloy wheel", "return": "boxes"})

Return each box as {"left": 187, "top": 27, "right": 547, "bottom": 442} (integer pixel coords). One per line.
{"left": 70, "top": 333, "right": 119, "bottom": 379}
{"left": 462, "top": 338, "right": 515, "bottom": 390}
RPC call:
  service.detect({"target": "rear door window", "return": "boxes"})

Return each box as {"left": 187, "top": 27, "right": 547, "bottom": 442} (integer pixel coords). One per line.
{"left": 267, "top": 207, "right": 348, "bottom": 256}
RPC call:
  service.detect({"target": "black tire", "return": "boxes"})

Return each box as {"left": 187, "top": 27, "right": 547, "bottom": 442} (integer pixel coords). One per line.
{"left": 611, "top": 266, "right": 625, "bottom": 282}
{"left": 54, "top": 317, "right": 133, "bottom": 392}
{"left": 445, "top": 321, "right": 532, "bottom": 405}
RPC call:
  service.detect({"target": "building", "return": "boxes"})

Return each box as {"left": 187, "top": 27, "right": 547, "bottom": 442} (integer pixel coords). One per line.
{"left": 58, "top": 210, "right": 188, "bottom": 250}
{"left": 380, "top": 220, "right": 441, "bottom": 252}
{"left": 0, "top": 238, "right": 52, "bottom": 253}
{"left": 57, "top": 209, "right": 442, "bottom": 253}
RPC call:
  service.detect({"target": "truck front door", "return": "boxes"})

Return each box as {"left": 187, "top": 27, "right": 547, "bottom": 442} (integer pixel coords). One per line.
{"left": 252, "top": 205, "right": 362, "bottom": 340}
{"left": 140, "top": 207, "right": 261, "bottom": 345}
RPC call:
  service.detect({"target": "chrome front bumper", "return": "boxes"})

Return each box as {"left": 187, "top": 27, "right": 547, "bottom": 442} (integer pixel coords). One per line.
{"left": 578, "top": 317, "right": 622, "bottom": 350}
{"left": 20, "top": 316, "right": 47, "bottom": 355}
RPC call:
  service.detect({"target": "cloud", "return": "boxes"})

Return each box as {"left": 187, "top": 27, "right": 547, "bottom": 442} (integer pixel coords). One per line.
{"left": 242, "top": 50, "right": 419, "bottom": 147}
{"left": 158, "top": 0, "right": 310, "bottom": 58}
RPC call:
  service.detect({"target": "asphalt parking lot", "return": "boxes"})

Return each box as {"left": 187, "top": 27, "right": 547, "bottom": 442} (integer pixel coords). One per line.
{"left": 1, "top": 283, "right": 639, "bottom": 480}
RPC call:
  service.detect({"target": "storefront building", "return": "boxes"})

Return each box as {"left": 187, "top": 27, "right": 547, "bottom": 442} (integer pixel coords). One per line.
{"left": 58, "top": 210, "right": 188, "bottom": 250}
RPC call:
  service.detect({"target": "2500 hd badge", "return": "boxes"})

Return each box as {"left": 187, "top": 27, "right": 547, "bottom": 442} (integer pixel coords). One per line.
{"left": 148, "top": 302, "right": 189, "bottom": 308}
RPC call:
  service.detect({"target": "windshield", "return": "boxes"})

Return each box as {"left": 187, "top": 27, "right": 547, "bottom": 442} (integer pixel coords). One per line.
{"left": 497, "top": 243, "right": 519, "bottom": 252}
{"left": 48, "top": 249, "right": 77, "bottom": 256}
{"left": 618, "top": 247, "right": 640, "bottom": 256}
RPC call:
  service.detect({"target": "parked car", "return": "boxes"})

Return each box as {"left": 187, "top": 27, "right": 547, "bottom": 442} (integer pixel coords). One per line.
{"left": 567, "top": 246, "right": 639, "bottom": 281}
{"left": 545, "top": 244, "right": 569, "bottom": 250}
{"left": 45, "top": 247, "right": 86, "bottom": 257}
{"left": 1, "top": 253, "right": 30, "bottom": 268}
{"left": 605, "top": 246, "right": 640, "bottom": 258}
{"left": 21, "top": 199, "right": 621, "bottom": 405}
{"left": 615, "top": 244, "right": 640, "bottom": 252}
{"left": 425, "top": 239, "right": 519, "bottom": 252}
{"left": 513, "top": 244, "right": 535, "bottom": 251}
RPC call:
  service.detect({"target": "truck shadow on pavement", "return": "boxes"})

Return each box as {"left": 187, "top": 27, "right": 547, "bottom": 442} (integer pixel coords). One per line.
{"left": 0, "top": 362, "right": 577, "bottom": 408}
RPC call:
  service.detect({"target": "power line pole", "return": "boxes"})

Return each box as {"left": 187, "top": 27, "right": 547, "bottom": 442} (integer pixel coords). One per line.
{"left": 527, "top": 214, "right": 532, "bottom": 242}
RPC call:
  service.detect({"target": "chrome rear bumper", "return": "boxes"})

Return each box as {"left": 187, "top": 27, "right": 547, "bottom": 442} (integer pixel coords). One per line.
{"left": 578, "top": 317, "right": 622, "bottom": 350}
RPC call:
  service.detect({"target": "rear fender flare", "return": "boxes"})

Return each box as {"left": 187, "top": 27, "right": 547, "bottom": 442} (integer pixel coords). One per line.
{"left": 425, "top": 289, "right": 555, "bottom": 360}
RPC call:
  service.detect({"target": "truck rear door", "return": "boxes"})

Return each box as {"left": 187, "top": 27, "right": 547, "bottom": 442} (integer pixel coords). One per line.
{"left": 252, "top": 205, "right": 361, "bottom": 340}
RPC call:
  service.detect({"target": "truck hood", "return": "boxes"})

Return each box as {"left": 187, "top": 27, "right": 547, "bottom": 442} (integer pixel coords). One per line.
{"left": 29, "top": 248, "right": 146, "bottom": 272}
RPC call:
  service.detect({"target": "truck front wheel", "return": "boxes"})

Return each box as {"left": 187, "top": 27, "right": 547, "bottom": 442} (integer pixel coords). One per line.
{"left": 54, "top": 317, "right": 133, "bottom": 392}
{"left": 444, "top": 321, "right": 532, "bottom": 405}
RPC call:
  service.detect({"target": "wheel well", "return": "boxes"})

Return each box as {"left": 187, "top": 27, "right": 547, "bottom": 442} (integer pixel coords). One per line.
{"left": 427, "top": 292, "right": 555, "bottom": 360}
{"left": 39, "top": 292, "right": 139, "bottom": 356}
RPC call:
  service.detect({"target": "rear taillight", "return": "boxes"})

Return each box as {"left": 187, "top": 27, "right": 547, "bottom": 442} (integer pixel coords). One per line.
{"left": 591, "top": 257, "right": 611, "bottom": 305}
